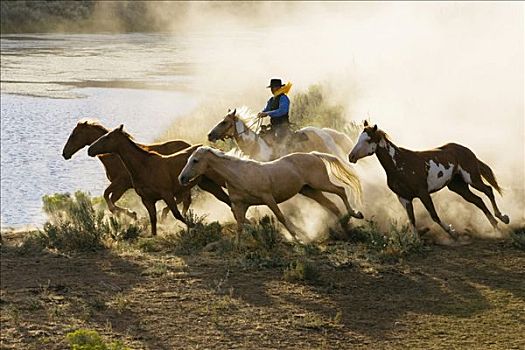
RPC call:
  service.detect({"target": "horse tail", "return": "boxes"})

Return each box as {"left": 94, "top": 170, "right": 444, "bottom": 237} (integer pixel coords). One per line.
{"left": 477, "top": 159, "right": 503, "bottom": 195}
{"left": 312, "top": 152, "right": 362, "bottom": 200}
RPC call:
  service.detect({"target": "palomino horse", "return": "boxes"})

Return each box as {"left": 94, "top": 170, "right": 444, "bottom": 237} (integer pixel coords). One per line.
{"left": 179, "top": 146, "right": 363, "bottom": 244}
{"left": 87, "top": 125, "right": 231, "bottom": 236}
{"left": 207, "top": 109, "right": 354, "bottom": 162}
{"left": 348, "top": 121, "right": 510, "bottom": 238}
{"left": 62, "top": 120, "right": 191, "bottom": 219}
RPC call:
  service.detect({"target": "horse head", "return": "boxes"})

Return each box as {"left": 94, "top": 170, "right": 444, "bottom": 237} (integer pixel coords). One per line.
{"left": 179, "top": 146, "right": 210, "bottom": 186}
{"left": 208, "top": 109, "right": 238, "bottom": 142}
{"left": 348, "top": 120, "right": 383, "bottom": 163}
{"left": 62, "top": 120, "right": 108, "bottom": 159}
{"left": 88, "top": 124, "right": 126, "bottom": 157}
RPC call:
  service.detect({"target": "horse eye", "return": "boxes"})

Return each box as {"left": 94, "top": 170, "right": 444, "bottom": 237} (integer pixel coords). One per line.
{"left": 193, "top": 159, "right": 199, "bottom": 163}
{"left": 220, "top": 121, "right": 226, "bottom": 125}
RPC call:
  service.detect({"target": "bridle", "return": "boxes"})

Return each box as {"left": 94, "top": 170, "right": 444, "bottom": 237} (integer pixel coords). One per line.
{"left": 222, "top": 115, "right": 262, "bottom": 140}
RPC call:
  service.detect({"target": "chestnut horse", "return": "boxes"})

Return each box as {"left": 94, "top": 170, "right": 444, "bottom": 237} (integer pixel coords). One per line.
{"left": 179, "top": 146, "right": 363, "bottom": 244}
{"left": 348, "top": 121, "right": 510, "bottom": 238}
{"left": 62, "top": 121, "right": 191, "bottom": 219}
{"left": 207, "top": 109, "right": 354, "bottom": 162}
{"left": 87, "top": 125, "right": 231, "bottom": 235}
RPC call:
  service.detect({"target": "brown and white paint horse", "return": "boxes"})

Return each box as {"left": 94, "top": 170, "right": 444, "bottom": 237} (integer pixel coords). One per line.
{"left": 348, "top": 121, "right": 510, "bottom": 238}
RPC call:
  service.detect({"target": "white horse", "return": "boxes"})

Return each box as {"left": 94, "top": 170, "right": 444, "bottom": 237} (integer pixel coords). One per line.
{"left": 207, "top": 108, "right": 354, "bottom": 162}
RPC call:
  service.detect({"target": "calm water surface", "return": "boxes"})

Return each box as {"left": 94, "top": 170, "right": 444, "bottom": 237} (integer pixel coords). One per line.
{"left": 0, "top": 33, "right": 210, "bottom": 227}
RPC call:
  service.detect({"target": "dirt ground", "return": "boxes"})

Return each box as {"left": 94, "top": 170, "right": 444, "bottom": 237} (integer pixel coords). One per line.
{"left": 1, "top": 231, "right": 524, "bottom": 350}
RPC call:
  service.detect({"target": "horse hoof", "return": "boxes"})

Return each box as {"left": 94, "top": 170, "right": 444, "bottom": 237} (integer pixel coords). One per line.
{"left": 447, "top": 225, "right": 458, "bottom": 239}
{"left": 500, "top": 214, "right": 510, "bottom": 224}
{"left": 352, "top": 211, "right": 364, "bottom": 219}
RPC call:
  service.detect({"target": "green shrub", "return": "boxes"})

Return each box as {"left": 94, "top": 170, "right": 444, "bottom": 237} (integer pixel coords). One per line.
{"left": 161, "top": 211, "right": 223, "bottom": 255}
{"left": 66, "top": 329, "right": 129, "bottom": 350}
{"left": 106, "top": 216, "right": 142, "bottom": 242}
{"left": 244, "top": 215, "right": 281, "bottom": 251}
{"left": 15, "top": 231, "right": 48, "bottom": 255}
{"left": 510, "top": 226, "right": 525, "bottom": 250}
{"left": 379, "top": 223, "right": 424, "bottom": 261}
{"left": 41, "top": 192, "right": 107, "bottom": 252}
{"left": 135, "top": 237, "right": 162, "bottom": 253}
{"left": 35, "top": 191, "right": 143, "bottom": 253}
{"left": 342, "top": 219, "right": 426, "bottom": 261}
{"left": 344, "top": 219, "right": 389, "bottom": 249}
{"left": 283, "top": 259, "right": 320, "bottom": 283}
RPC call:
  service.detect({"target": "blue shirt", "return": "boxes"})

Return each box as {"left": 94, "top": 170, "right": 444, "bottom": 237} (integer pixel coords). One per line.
{"left": 262, "top": 94, "right": 290, "bottom": 118}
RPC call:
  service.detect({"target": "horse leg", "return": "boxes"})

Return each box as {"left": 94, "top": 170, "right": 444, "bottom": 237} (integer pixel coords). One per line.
{"left": 469, "top": 175, "right": 510, "bottom": 224}
{"left": 313, "top": 182, "right": 363, "bottom": 219}
{"left": 418, "top": 194, "right": 457, "bottom": 239}
{"left": 104, "top": 185, "right": 117, "bottom": 215}
{"left": 397, "top": 196, "right": 418, "bottom": 235}
{"left": 141, "top": 198, "right": 158, "bottom": 236}
{"left": 197, "top": 176, "right": 231, "bottom": 207}
{"left": 161, "top": 192, "right": 191, "bottom": 222}
{"left": 160, "top": 206, "right": 170, "bottom": 222}
{"left": 231, "top": 202, "right": 248, "bottom": 246}
{"left": 105, "top": 181, "right": 137, "bottom": 219}
{"left": 262, "top": 195, "right": 301, "bottom": 243}
{"left": 447, "top": 177, "right": 498, "bottom": 228}
{"left": 163, "top": 195, "right": 189, "bottom": 227}
{"left": 300, "top": 186, "right": 342, "bottom": 217}
{"left": 181, "top": 192, "right": 191, "bottom": 216}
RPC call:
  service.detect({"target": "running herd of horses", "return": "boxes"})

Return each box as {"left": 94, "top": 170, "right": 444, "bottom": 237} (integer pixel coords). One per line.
{"left": 62, "top": 109, "right": 510, "bottom": 244}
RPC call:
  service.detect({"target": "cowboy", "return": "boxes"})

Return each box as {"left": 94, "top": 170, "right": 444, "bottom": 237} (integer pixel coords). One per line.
{"left": 257, "top": 78, "right": 292, "bottom": 141}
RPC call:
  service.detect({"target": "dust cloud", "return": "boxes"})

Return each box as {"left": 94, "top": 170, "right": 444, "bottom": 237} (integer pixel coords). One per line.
{"left": 128, "top": 2, "right": 524, "bottom": 240}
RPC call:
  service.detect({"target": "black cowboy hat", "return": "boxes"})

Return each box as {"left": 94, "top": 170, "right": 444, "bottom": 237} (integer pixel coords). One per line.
{"left": 267, "top": 78, "right": 285, "bottom": 88}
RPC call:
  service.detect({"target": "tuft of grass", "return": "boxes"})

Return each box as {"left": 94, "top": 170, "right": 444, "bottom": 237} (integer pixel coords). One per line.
{"left": 106, "top": 216, "right": 142, "bottom": 242}
{"left": 65, "top": 328, "right": 129, "bottom": 350}
{"left": 135, "top": 237, "right": 162, "bottom": 253}
{"left": 343, "top": 219, "right": 426, "bottom": 262}
{"left": 283, "top": 259, "right": 320, "bottom": 283}
{"left": 244, "top": 215, "right": 281, "bottom": 251}
{"left": 161, "top": 211, "right": 223, "bottom": 255}
{"left": 16, "top": 231, "right": 48, "bottom": 255}
{"left": 380, "top": 223, "right": 424, "bottom": 261}
{"left": 509, "top": 226, "right": 525, "bottom": 250}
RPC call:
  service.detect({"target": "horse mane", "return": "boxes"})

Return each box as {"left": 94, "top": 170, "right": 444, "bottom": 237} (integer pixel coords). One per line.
{"left": 201, "top": 146, "right": 254, "bottom": 162}
{"left": 116, "top": 128, "right": 160, "bottom": 155}
{"left": 78, "top": 119, "right": 109, "bottom": 133}
{"left": 376, "top": 128, "right": 396, "bottom": 147}
{"left": 377, "top": 129, "right": 391, "bottom": 142}
{"left": 235, "top": 106, "right": 259, "bottom": 132}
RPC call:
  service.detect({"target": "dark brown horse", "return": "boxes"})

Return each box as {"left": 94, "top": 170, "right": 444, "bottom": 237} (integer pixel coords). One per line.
{"left": 62, "top": 120, "right": 191, "bottom": 219}
{"left": 348, "top": 121, "right": 510, "bottom": 238}
{"left": 88, "top": 125, "right": 231, "bottom": 235}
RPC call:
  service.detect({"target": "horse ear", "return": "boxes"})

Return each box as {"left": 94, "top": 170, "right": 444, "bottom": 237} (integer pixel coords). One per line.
{"left": 118, "top": 124, "right": 124, "bottom": 131}
{"left": 373, "top": 124, "right": 378, "bottom": 131}
{"left": 364, "top": 120, "right": 369, "bottom": 127}
{"left": 232, "top": 108, "right": 236, "bottom": 116}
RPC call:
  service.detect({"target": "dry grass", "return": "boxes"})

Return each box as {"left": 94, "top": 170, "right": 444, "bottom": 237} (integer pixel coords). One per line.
{"left": 1, "top": 227, "right": 524, "bottom": 349}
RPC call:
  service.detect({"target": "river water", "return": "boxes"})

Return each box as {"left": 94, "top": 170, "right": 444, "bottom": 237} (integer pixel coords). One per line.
{"left": 0, "top": 34, "right": 203, "bottom": 227}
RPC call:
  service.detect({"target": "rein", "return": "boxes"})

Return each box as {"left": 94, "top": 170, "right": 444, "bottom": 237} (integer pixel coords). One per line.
{"left": 225, "top": 117, "right": 262, "bottom": 140}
